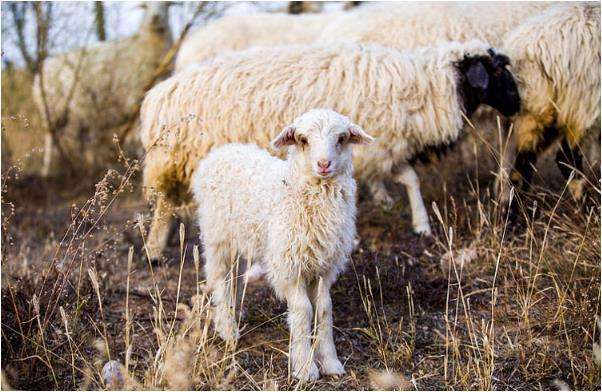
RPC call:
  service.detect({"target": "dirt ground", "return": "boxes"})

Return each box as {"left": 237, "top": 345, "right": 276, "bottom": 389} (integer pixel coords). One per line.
{"left": 1, "top": 145, "right": 600, "bottom": 390}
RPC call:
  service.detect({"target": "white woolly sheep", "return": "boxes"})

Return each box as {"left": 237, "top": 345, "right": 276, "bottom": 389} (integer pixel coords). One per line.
{"left": 192, "top": 109, "right": 373, "bottom": 381}
{"left": 33, "top": 2, "right": 173, "bottom": 174}
{"left": 319, "top": 2, "right": 551, "bottom": 50}
{"left": 174, "top": 11, "right": 339, "bottom": 72}
{"left": 319, "top": 1, "right": 551, "bottom": 203}
{"left": 496, "top": 3, "right": 600, "bottom": 211}
{"left": 140, "top": 40, "right": 520, "bottom": 261}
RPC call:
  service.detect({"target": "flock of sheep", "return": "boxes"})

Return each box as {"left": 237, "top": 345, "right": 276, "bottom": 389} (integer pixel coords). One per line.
{"left": 35, "top": 1, "right": 601, "bottom": 382}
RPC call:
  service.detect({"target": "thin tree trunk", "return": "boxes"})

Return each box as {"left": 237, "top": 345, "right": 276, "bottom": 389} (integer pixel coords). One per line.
{"left": 94, "top": 2, "right": 106, "bottom": 41}
{"left": 41, "top": 133, "right": 53, "bottom": 177}
{"left": 32, "top": 2, "right": 74, "bottom": 175}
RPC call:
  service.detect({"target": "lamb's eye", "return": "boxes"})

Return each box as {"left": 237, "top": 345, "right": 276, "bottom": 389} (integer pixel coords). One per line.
{"left": 337, "top": 134, "right": 347, "bottom": 145}
{"left": 298, "top": 136, "right": 308, "bottom": 146}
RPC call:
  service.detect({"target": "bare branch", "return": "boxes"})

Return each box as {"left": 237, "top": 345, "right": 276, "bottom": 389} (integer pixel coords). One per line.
{"left": 94, "top": 2, "right": 106, "bottom": 41}
{"left": 8, "top": 2, "right": 35, "bottom": 75}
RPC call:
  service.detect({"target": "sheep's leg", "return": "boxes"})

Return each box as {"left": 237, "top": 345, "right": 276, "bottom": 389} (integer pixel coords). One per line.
{"left": 146, "top": 194, "right": 174, "bottom": 263}
{"left": 284, "top": 281, "right": 319, "bottom": 381}
{"left": 368, "top": 179, "right": 395, "bottom": 209}
{"left": 205, "top": 244, "right": 239, "bottom": 341}
{"left": 555, "top": 137, "right": 586, "bottom": 202}
{"left": 309, "top": 277, "right": 344, "bottom": 376}
{"left": 394, "top": 164, "right": 431, "bottom": 235}
{"left": 507, "top": 126, "right": 561, "bottom": 220}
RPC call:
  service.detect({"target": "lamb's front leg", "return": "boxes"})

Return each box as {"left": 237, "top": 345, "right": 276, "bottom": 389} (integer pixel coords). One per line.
{"left": 310, "top": 277, "right": 345, "bottom": 376}
{"left": 284, "top": 281, "right": 319, "bottom": 381}
{"left": 394, "top": 164, "right": 431, "bottom": 235}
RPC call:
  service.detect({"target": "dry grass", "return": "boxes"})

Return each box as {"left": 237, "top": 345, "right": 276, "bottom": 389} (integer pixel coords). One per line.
{"left": 1, "top": 108, "right": 600, "bottom": 390}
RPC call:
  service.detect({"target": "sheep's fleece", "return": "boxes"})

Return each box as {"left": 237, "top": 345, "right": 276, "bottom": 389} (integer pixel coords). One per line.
{"left": 174, "top": 12, "right": 339, "bottom": 71}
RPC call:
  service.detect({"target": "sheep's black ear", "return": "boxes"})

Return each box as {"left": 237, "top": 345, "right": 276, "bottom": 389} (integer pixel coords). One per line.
{"left": 271, "top": 126, "right": 297, "bottom": 149}
{"left": 349, "top": 124, "right": 374, "bottom": 144}
{"left": 493, "top": 53, "right": 511, "bottom": 68}
{"left": 466, "top": 61, "right": 489, "bottom": 90}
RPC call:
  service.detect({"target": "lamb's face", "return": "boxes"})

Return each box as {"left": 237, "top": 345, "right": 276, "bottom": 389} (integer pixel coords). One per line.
{"left": 271, "top": 109, "right": 373, "bottom": 179}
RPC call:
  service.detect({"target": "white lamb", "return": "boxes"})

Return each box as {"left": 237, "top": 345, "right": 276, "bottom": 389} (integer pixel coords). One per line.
{"left": 140, "top": 40, "right": 520, "bottom": 261}
{"left": 192, "top": 109, "right": 373, "bottom": 381}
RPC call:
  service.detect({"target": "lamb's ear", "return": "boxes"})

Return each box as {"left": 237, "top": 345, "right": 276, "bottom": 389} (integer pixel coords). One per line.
{"left": 349, "top": 123, "right": 374, "bottom": 144}
{"left": 466, "top": 61, "right": 489, "bottom": 90}
{"left": 271, "top": 125, "right": 297, "bottom": 149}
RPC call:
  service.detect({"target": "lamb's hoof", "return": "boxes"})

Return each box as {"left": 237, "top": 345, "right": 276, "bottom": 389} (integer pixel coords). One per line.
{"left": 318, "top": 357, "right": 345, "bottom": 377}
{"left": 212, "top": 313, "right": 239, "bottom": 342}
{"left": 293, "top": 362, "right": 320, "bottom": 382}
{"left": 217, "top": 322, "right": 239, "bottom": 342}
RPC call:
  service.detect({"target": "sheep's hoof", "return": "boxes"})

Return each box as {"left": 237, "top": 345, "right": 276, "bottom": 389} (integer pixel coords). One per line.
{"left": 373, "top": 191, "right": 395, "bottom": 210}
{"left": 412, "top": 224, "right": 432, "bottom": 237}
{"left": 318, "top": 357, "right": 345, "bottom": 376}
{"left": 293, "top": 362, "right": 320, "bottom": 382}
{"left": 149, "top": 257, "right": 162, "bottom": 267}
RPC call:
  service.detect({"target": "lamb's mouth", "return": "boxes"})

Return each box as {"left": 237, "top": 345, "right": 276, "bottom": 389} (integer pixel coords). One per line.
{"left": 317, "top": 170, "right": 333, "bottom": 177}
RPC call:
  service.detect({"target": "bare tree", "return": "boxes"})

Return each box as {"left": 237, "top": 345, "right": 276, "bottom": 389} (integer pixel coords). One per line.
{"left": 94, "top": 2, "right": 106, "bottom": 41}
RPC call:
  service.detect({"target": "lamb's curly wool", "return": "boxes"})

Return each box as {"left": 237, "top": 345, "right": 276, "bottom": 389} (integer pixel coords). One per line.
{"left": 140, "top": 40, "right": 508, "bottom": 260}
{"left": 498, "top": 3, "right": 600, "bottom": 203}
{"left": 174, "top": 12, "right": 339, "bottom": 72}
{"left": 319, "top": 2, "right": 550, "bottom": 50}
{"left": 192, "top": 109, "right": 371, "bottom": 381}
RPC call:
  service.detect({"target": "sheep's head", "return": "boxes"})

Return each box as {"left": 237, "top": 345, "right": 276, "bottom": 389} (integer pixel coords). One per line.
{"left": 271, "top": 109, "right": 373, "bottom": 180}
{"left": 457, "top": 48, "right": 520, "bottom": 118}
{"left": 139, "top": 2, "right": 172, "bottom": 33}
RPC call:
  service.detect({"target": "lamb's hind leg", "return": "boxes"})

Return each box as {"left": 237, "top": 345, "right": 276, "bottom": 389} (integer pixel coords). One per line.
{"left": 205, "top": 243, "right": 239, "bottom": 341}
{"left": 309, "top": 277, "right": 344, "bottom": 376}
{"left": 394, "top": 164, "right": 431, "bottom": 235}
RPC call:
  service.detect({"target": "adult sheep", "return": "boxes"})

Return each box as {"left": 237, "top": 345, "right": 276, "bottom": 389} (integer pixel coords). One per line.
{"left": 139, "top": 40, "right": 520, "bottom": 262}
{"left": 33, "top": 2, "right": 173, "bottom": 174}
{"left": 318, "top": 2, "right": 552, "bottom": 205}
{"left": 174, "top": 11, "right": 340, "bottom": 72}
{"left": 497, "top": 2, "right": 600, "bottom": 212}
